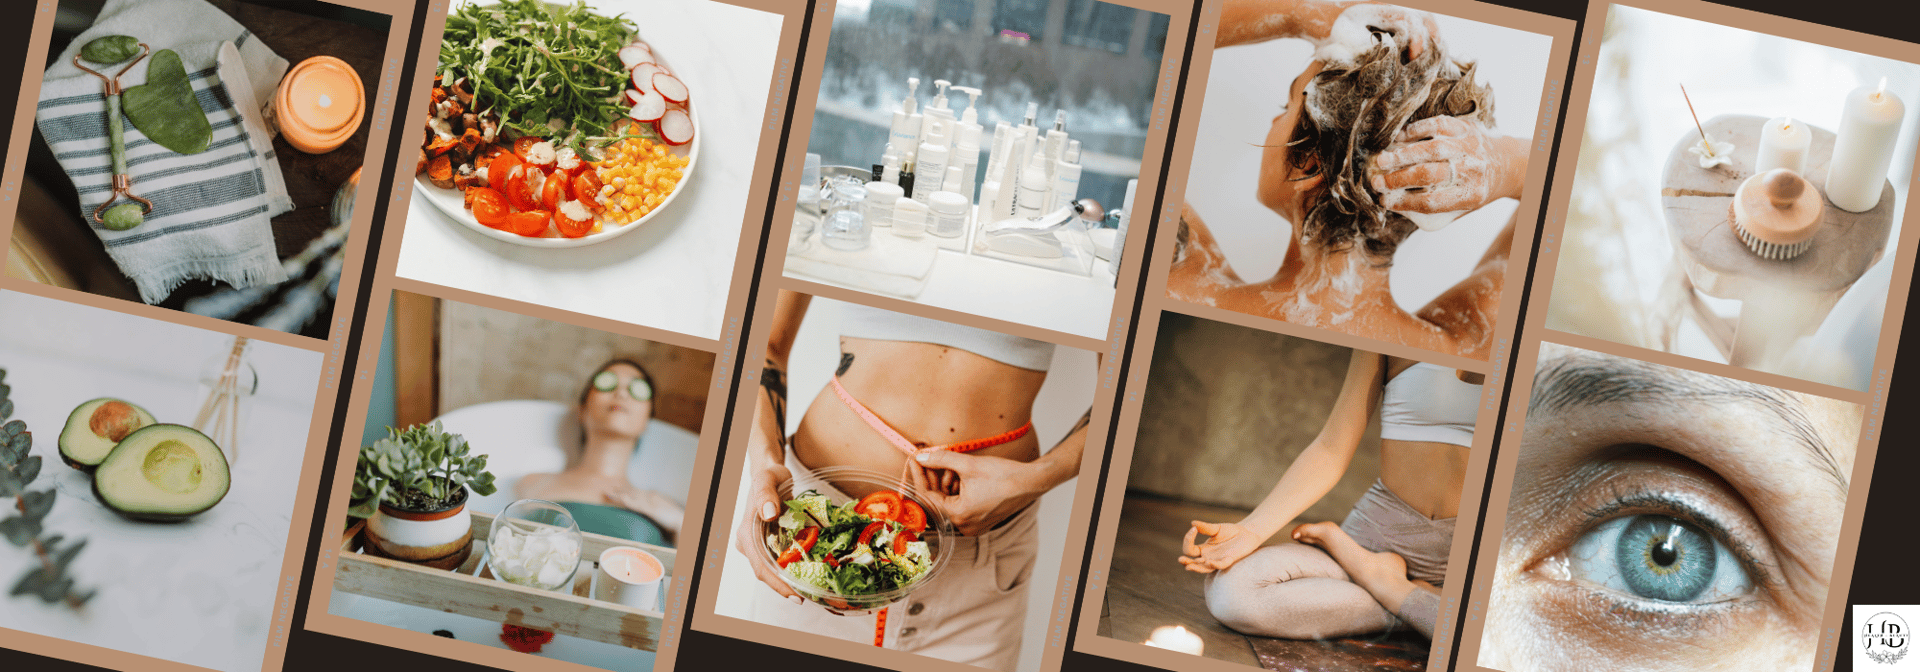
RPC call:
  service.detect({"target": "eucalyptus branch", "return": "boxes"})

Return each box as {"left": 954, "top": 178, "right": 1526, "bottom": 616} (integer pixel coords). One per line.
{"left": 0, "top": 370, "right": 94, "bottom": 609}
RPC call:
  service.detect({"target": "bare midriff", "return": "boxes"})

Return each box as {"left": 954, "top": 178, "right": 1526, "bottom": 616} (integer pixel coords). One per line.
{"left": 1378, "top": 440, "right": 1469, "bottom": 520}
{"left": 791, "top": 338, "right": 1046, "bottom": 498}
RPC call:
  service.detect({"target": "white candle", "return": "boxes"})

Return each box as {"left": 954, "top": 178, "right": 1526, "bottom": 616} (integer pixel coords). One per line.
{"left": 1143, "top": 625, "right": 1204, "bottom": 655}
{"left": 1755, "top": 117, "right": 1810, "bottom": 176}
{"left": 1825, "top": 78, "right": 1906, "bottom": 212}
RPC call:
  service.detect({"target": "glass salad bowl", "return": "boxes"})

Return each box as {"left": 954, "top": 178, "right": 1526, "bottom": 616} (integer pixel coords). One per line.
{"left": 755, "top": 466, "right": 956, "bottom": 616}
{"left": 486, "top": 499, "right": 584, "bottom": 591}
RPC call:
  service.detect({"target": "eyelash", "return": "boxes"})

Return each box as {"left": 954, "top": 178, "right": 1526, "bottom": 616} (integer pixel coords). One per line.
{"left": 1546, "top": 484, "right": 1779, "bottom": 623}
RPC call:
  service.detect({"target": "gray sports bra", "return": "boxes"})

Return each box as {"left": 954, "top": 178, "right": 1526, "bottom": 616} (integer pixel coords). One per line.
{"left": 837, "top": 302, "right": 1055, "bottom": 372}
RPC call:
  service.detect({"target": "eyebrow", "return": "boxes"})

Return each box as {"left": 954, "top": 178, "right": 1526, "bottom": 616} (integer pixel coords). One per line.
{"left": 1529, "top": 353, "right": 1850, "bottom": 497}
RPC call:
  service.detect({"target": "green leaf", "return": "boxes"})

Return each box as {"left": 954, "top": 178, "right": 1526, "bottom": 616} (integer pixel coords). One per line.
{"left": 14, "top": 455, "right": 41, "bottom": 486}
{"left": 19, "top": 489, "right": 54, "bottom": 523}
{"left": 4, "top": 420, "right": 24, "bottom": 437}
{"left": 123, "top": 49, "right": 212, "bottom": 155}
{"left": 0, "top": 399, "right": 14, "bottom": 422}
{"left": 0, "top": 470, "right": 21, "bottom": 499}
{"left": 0, "top": 516, "right": 39, "bottom": 547}
{"left": 51, "top": 537, "right": 86, "bottom": 573}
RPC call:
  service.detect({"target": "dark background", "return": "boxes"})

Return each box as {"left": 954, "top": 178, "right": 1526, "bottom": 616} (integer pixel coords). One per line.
{"left": 1, "top": 0, "right": 1916, "bottom": 671}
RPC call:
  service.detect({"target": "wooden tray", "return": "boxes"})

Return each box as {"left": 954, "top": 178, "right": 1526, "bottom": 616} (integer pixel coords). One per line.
{"left": 334, "top": 510, "right": 674, "bottom": 651}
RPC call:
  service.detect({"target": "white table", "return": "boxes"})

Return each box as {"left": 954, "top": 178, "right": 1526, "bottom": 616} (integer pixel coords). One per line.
{"left": 0, "top": 323, "right": 322, "bottom": 672}
{"left": 793, "top": 246, "right": 1120, "bottom": 342}
{"left": 395, "top": 0, "right": 786, "bottom": 343}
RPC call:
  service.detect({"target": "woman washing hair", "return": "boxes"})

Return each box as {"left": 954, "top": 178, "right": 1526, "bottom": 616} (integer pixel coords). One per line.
{"left": 1168, "top": 0, "right": 1526, "bottom": 359}
{"left": 1181, "top": 350, "right": 1481, "bottom": 641}
{"left": 516, "top": 359, "right": 685, "bottom": 546}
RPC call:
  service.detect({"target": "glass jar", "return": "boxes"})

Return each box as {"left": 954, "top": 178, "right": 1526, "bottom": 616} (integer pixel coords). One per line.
{"left": 820, "top": 177, "right": 870, "bottom": 252}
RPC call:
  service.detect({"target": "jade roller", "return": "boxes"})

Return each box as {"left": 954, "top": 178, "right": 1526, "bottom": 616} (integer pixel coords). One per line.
{"left": 73, "top": 35, "right": 154, "bottom": 231}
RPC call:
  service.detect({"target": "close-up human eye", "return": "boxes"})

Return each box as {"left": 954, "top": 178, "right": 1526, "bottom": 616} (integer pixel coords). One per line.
{"left": 1564, "top": 513, "right": 1754, "bottom": 605}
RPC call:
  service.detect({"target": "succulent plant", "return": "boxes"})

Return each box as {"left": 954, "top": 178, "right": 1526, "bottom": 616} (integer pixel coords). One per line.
{"left": 350, "top": 421, "right": 497, "bottom": 518}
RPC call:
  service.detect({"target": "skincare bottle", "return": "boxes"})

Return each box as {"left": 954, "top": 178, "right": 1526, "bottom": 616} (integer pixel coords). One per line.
{"left": 912, "top": 123, "right": 951, "bottom": 203}
{"left": 1043, "top": 110, "right": 1069, "bottom": 178}
{"left": 1046, "top": 140, "right": 1082, "bottom": 213}
{"left": 928, "top": 191, "right": 968, "bottom": 239}
{"left": 952, "top": 87, "right": 984, "bottom": 203}
{"left": 864, "top": 181, "right": 904, "bottom": 228}
{"left": 944, "top": 166, "right": 966, "bottom": 206}
{"left": 982, "top": 122, "right": 1013, "bottom": 209}
{"left": 920, "top": 80, "right": 956, "bottom": 151}
{"left": 1016, "top": 149, "right": 1050, "bottom": 219}
{"left": 893, "top": 197, "right": 929, "bottom": 239}
{"left": 1012, "top": 103, "right": 1040, "bottom": 178}
{"left": 889, "top": 78, "right": 921, "bottom": 164}
{"left": 880, "top": 150, "right": 901, "bottom": 186}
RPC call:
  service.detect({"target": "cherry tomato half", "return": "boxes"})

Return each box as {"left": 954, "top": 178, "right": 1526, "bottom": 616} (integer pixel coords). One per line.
{"left": 573, "top": 171, "right": 605, "bottom": 212}
{"left": 856, "top": 491, "right": 905, "bottom": 523}
{"left": 554, "top": 203, "right": 594, "bottom": 238}
{"left": 897, "top": 500, "right": 927, "bottom": 534}
{"left": 512, "top": 136, "right": 539, "bottom": 161}
{"left": 505, "top": 210, "right": 550, "bottom": 237}
{"left": 487, "top": 151, "right": 522, "bottom": 192}
{"left": 892, "top": 530, "right": 919, "bottom": 556}
{"left": 540, "top": 171, "right": 568, "bottom": 211}
{"left": 504, "top": 170, "right": 539, "bottom": 212}
{"left": 468, "top": 187, "right": 511, "bottom": 229}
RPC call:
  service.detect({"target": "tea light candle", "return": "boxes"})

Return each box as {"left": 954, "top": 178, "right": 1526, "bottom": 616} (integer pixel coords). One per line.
{"left": 1825, "top": 78, "right": 1906, "bottom": 212}
{"left": 1755, "top": 117, "right": 1810, "bottom": 176}
{"left": 1143, "top": 625, "right": 1204, "bottom": 655}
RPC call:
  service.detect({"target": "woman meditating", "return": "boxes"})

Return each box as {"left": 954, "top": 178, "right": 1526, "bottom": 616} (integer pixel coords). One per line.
{"left": 515, "top": 359, "right": 685, "bottom": 546}
{"left": 1181, "top": 349, "right": 1481, "bottom": 641}
{"left": 733, "top": 291, "right": 1091, "bottom": 671}
{"left": 1167, "top": 0, "right": 1524, "bottom": 360}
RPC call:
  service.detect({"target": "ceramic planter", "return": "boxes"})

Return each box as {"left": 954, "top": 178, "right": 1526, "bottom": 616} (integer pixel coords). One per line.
{"left": 364, "top": 485, "right": 472, "bottom": 570}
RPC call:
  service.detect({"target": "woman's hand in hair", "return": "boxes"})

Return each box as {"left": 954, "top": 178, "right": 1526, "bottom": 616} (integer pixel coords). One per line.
{"left": 1318, "top": 3, "right": 1439, "bottom": 63}
{"left": 1370, "top": 116, "right": 1525, "bottom": 214}
{"left": 1180, "top": 520, "right": 1265, "bottom": 573}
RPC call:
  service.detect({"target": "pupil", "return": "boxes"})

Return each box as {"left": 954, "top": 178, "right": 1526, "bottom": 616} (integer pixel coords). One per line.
{"left": 1650, "top": 538, "right": 1677, "bottom": 566}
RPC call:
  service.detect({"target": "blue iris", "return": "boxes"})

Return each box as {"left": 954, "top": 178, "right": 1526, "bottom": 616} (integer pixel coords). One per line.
{"left": 1614, "top": 515, "right": 1716, "bottom": 602}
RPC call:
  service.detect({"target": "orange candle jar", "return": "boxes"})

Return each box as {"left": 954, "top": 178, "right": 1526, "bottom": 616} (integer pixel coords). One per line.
{"left": 274, "top": 56, "right": 364, "bottom": 154}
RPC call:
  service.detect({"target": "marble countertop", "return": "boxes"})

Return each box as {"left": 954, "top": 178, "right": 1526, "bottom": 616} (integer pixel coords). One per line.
{"left": 0, "top": 333, "right": 322, "bottom": 672}
{"left": 395, "top": 0, "right": 787, "bottom": 342}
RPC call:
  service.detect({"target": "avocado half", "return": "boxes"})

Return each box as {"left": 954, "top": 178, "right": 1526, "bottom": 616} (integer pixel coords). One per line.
{"left": 91, "top": 424, "right": 230, "bottom": 521}
{"left": 59, "top": 398, "right": 158, "bottom": 471}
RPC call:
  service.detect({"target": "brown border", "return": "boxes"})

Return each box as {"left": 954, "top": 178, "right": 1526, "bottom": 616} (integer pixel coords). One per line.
{"left": 688, "top": 0, "right": 1189, "bottom": 668}
{"left": 1071, "top": 0, "right": 1573, "bottom": 671}
{"left": 1453, "top": 2, "right": 1920, "bottom": 671}
{"left": 0, "top": 1, "right": 413, "bottom": 671}
{"left": 758, "top": 0, "right": 1192, "bottom": 347}
{"left": 300, "top": 0, "right": 805, "bottom": 669}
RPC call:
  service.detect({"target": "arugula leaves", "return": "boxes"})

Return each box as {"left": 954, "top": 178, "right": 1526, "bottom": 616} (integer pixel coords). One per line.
{"left": 439, "top": 0, "right": 654, "bottom": 155}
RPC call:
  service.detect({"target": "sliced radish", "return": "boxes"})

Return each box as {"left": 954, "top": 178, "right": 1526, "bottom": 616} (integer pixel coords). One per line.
{"left": 652, "top": 73, "right": 689, "bottom": 104}
{"left": 618, "top": 45, "right": 652, "bottom": 70}
{"left": 628, "top": 91, "right": 667, "bottom": 123}
{"left": 627, "top": 39, "right": 652, "bottom": 53}
{"left": 656, "top": 109, "right": 693, "bottom": 145}
{"left": 631, "top": 63, "right": 665, "bottom": 95}
{"left": 625, "top": 88, "right": 645, "bottom": 106}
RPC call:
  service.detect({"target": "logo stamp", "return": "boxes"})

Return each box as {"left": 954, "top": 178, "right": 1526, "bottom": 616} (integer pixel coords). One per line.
{"left": 1863, "top": 610, "right": 1912, "bottom": 666}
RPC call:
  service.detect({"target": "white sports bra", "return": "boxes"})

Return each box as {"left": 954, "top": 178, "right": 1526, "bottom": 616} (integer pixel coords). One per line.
{"left": 837, "top": 302, "right": 1055, "bottom": 372}
{"left": 1379, "top": 362, "right": 1480, "bottom": 446}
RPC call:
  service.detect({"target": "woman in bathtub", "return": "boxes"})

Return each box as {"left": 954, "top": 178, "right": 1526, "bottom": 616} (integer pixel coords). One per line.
{"left": 1166, "top": 0, "right": 1526, "bottom": 360}
{"left": 516, "top": 358, "right": 685, "bottom": 546}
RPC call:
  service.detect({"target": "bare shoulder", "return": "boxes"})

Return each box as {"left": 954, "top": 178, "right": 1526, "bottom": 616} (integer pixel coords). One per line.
{"left": 1414, "top": 256, "right": 1510, "bottom": 359}
{"left": 1166, "top": 203, "right": 1244, "bottom": 305}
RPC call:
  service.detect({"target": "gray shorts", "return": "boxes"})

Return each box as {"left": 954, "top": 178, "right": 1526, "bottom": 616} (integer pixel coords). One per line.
{"left": 1339, "top": 479, "right": 1455, "bottom": 586}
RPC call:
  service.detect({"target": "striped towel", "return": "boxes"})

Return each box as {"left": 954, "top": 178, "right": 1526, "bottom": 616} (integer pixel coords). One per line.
{"left": 35, "top": 0, "right": 293, "bottom": 304}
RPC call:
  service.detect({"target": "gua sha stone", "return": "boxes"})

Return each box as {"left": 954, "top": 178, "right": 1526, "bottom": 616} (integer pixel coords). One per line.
{"left": 123, "top": 49, "right": 212, "bottom": 155}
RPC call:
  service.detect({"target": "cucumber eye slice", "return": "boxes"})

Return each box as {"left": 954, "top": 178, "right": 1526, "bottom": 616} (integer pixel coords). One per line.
{"left": 592, "top": 371, "right": 617, "bottom": 391}
{"left": 628, "top": 379, "right": 653, "bottom": 401}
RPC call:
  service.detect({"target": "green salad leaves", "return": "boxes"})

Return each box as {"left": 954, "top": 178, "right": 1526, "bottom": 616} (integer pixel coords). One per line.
{"left": 773, "top": 491, "right": 933, "bottom": 597}
{"left": 438, "top": 0, "right": 652, "bottom": 154}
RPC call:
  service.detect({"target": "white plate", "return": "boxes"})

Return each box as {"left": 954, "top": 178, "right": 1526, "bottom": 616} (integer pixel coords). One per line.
{"left": 415, "top": 2, "right": 701, "bottom": 248}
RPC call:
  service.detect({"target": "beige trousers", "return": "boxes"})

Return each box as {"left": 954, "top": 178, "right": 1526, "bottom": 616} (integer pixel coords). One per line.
{"left": 749, "top": 453, "right": 1040, "bottom": 671}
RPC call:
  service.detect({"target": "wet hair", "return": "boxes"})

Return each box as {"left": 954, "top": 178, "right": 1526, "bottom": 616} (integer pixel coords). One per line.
{"left": 1286, "top": 33, "right": 1495, "bottom": 262}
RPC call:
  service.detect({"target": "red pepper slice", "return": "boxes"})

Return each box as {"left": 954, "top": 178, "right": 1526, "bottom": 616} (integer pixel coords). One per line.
{"left": 794, "top": 526, "right": 821, "bottom": 552}
{"left": 855, "top": 521, "right": 887, "bottom": 547}
{"left": 776, "top": 545, "right": 804, "bottom": 568}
